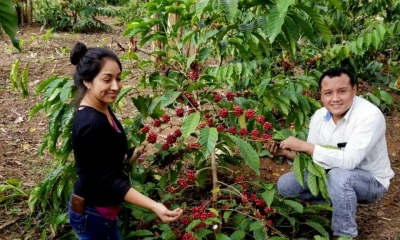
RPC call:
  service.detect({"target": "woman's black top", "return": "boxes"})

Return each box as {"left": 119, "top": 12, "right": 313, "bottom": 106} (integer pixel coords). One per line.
{"left": 72, "top": 106, "right": 131, "bottom": 207}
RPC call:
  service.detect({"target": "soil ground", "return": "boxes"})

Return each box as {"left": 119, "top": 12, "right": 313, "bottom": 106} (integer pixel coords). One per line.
{"left": 0, "top": 20, "right": 400, "bottom": 240}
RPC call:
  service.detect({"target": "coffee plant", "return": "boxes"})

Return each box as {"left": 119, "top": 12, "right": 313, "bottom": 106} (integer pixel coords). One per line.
{"left": 9, "top": 0, "right": 399, "bottom": 239}
{"left": 34, "top": 0, "right": 120, "bottom": 31}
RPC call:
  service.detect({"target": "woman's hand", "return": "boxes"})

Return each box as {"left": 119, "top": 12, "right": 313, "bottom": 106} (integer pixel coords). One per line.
{"left": 151, "top": 203, "right": 183, "bottom": 222}
{"left": 129, "top": 146, "right": 147, "bottom": 164}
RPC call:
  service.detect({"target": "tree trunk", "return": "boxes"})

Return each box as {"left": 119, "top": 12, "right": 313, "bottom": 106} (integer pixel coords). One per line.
{"left": 15, "top": 0, "right": 34, "bottom": 25}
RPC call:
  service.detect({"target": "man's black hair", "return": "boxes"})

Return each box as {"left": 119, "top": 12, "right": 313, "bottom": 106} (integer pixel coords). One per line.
{"left": 318, "top": 67, "right": 357, "bottom": 90}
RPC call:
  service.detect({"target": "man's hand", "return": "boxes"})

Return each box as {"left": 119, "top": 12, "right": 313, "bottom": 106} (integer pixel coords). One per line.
{"left": 265, "top": 141, "right": 297, "bottom": 160}
{"left": 280, "top": 136, "right": 315, "bottom": 155}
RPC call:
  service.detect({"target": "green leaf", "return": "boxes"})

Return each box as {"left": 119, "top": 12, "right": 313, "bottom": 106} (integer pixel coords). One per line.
{"left": 305, "top": 221, "right": 330, "bottom": 238}
{"left": 277, "top": 0, "right": 295, "bottom": 17}
{"left": 10, "top": 59, "right": 19, "bottom": 90}
{"left": 187, "top": 54, "right": 196, "bottom": 69}
{"left": 198, "top": 46, "right": 212, "bottom": 62}
{"left": 326, "top": 0, "right": 343, "bottom": 12}
{"left": 59, "top": 80, "right": 74, "bottom": 103}
{"left": 186, "top": 219, "right": 202, "bottom": 232}
{"left": 364, "top": 32, "right": 372, "bottom": 49}
{"left": 367, "top": 93, "right": 380, "bottom": 106}
{"left": 220, "top": 0, "right": 238, "bottom": 22}
{"left": 196, "top": 0, "right": 210, "bottom": 18}
{"left": 132, "top": 95, "right": 152, "bottom": 119}
{"left": 223, "top": 211, "right": 232, "bottom": 223}
{"left": 379, "top": 90, "right": 392, "bottom": 104}
{"left": 229, "top": 38, "right": 249, "bottom": 61}
{"left": 376, "top": 24, "right": 386, "bottom": 41}
{"left": 20, "top": 64, "right": 29, "bottom": 98}
{"left": 253, "top": 228, "right": 267, "bottom": 239}
{"left": 35, "top": 76, "right": 58, "bottom": 95}
{"left": 197, "top": 229, "right": 213, "bottom": 238}
{"left": 262, "top": 189, "right": 275, "bottom": 207}
{"left": 216, "top": 233, "right": 231, "bottom": 240}
{"left": 293, "top": 155, "right": 305, "bottom": 187}
{"left": 282, "top": 23, "right": 297, "bottom": 54}
{"left": 250, "top": 220, "right": 263, "bottom": 231}
{"left": 289, "top": 13, "right": 315, "bottom": 42}
{"left": 296, "top": 92, "right": 311, "bottom": 115}
{"left": 267, "top": 5, "right": 286, "bottom": 43}
{"left": 284, "top": 199, "right": 304, "bottom": 213}
{"left": 199, "top": 127, "right": 218, "bottom": 158}
{"left": 114, "top": 87, "right": 133, "bottom": 107}
{"left": 160, "top": 91, "right": 181, "bottom": 108}
{"left": 296, "top": 3, "right": 332, "bottom": 44}
{"left": 257, "top": 78, "right": 271, "bottom": 97}
{"left": 230, "top": 135, "right": 260, "bottom": 175}
{"left": 371, "top": 29, "right": 380, "bottom": 49}
{"left": 230, "top": 230, "right": 246, "bottom": 240}
{"left": 29, "top": 103, "right": 44, "bottom": 120}
{"left": 306, "top": 96, "right": 322, "bottom": 109}
{"left": 307, "top": 162, "right": 322, "bottom": 178}
{"left": 252, "top": 32, "right": 270, "bottom": 56}
{"left": 0, "top": 0, "right": 19, "bottom": 50}
{"left": 272, "top": 129, "right": 293, "bottom": 140}
{"left": 182, "top": 112, "right": 201, "bottom": 138}
{"left": 126, "top": 230, "right": 154, "bottom": 237}
{"left": 307, "top": 172, "right": 319, "bottom": 196}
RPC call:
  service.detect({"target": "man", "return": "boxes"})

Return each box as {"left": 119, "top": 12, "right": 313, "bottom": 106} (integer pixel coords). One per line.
{"left": 268, "top": 67, "right": 394, "bottom": 238}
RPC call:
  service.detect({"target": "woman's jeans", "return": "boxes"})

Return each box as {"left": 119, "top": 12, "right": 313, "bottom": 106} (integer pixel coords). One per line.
{"left": 277, "top": 168, "right": 387, "bottom": 238}
{"left": 68, "top": 197, "right": 120, "bottom": 240}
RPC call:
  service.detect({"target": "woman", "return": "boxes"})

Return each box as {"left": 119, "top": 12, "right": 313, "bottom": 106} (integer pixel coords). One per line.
{"left": 68, "top": 42, "right": 182, "bottom": 239}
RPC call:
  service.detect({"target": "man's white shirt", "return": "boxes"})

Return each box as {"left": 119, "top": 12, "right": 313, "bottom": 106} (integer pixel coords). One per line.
{"left": 308, "top": 96, "right": 394, "bottom": 189}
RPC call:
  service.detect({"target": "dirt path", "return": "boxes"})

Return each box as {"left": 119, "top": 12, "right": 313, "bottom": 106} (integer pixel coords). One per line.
{"left": 0, "top": 23, "right": 399, "bottom": 239}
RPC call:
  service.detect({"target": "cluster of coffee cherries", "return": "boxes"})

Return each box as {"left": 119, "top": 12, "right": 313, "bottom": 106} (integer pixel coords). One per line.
{"left": 167, "top": 170, "right": 196, "bottom": 193}
{"left": 182, "top": 202, "right": 216, "bottom": 232}
{"left": 189, "top": 62, "right": 200, "bottom": 81}
{"left": 199, "top": 105, "right": 274, "bottom": 142}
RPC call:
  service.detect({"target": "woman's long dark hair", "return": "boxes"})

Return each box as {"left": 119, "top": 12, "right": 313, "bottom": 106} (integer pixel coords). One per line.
{"left": 70, "top": 42, "right": 122, "bottom": 108}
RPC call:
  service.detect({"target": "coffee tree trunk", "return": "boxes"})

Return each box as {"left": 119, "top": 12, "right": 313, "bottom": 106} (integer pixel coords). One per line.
{"left": 151, "top": 1, "right": 197, "bottom": 59}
